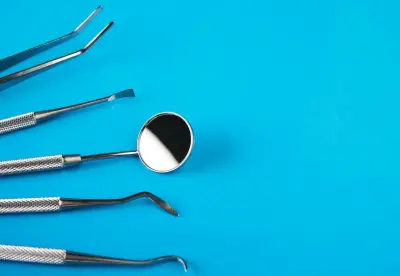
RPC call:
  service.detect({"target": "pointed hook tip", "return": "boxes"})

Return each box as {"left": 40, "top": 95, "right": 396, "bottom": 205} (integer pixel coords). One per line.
{"left": 168, "top": 206, "right": 180, "bottom": 217}
{"left": 178, "top": 257, "right": 189, "bottom": 272}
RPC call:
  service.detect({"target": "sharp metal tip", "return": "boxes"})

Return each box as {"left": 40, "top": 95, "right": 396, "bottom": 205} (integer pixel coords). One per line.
{"left": 167, "top": 205, "right": 180, "bottom": 217}
{"left": 143, "top": 192, "right": 180, "bottom": 216}
{"left": 94, "top": 5, "right": 104, "bottom": 13}
{"left": 116, "top": 192, "right": 179, "bottom": 216}
{"left": 74, "top": 5, "right": 104, "bottom": 33}
{"left": 108, "top": 89, "right": 135, "bottom": 101}
{"left": 178, "top": 257, "right": 189, "bottom": 272}
{"left": 83, "top": 21, "right": 114, "bottom": 51}
{"left": 145, "top": 256, "right": 188, "bottom": 272}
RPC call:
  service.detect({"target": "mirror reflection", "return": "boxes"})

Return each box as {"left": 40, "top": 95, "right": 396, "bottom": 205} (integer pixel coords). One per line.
{"left": 138, "top": 113, "right": 193, "bottom": 173}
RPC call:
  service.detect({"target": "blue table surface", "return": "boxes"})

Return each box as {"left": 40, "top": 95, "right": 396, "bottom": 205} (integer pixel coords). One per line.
{"left": 1, "top": 0, "right": 400, "bottom": 275}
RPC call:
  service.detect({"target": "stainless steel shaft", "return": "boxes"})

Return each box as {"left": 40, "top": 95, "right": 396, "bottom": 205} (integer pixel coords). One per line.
{"left": 0, "top": 197, "right": 60, "bottom": 213}
{"left": 0, "top": 245, "right": 66, "bottom": 264}
{"left": 0, "top": 113, "right": 36, "bottom": 134}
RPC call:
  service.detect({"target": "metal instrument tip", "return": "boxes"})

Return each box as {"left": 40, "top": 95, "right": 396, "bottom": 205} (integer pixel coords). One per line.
{"left": 141, "top": 192, "right": 180, "bottom": 216}
{"left": 108, "top": 89, "right": 135, "bottom": 101}
{"left": 178, "top": 257, "right": 189, "bottom": 272}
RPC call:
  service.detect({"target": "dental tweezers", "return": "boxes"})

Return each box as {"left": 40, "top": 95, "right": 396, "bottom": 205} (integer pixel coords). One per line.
{"left": 0, "top": 245, "right": 188, "bottom": 272}
{"left": 0, "top": 6, "right": 113, "bottom": 91}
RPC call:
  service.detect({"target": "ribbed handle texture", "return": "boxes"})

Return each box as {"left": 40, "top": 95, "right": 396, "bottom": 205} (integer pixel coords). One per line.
{"left": 0, "top": 155, "right": 64, "bottom": 175}
{"left": 0, "top": 197, "right": 60, "bottom": 213}
{"left": 0, "top": 113, "right": 36, "bottom": 135}
{"left": 0, "top": 245, "right": 66, "bottom": 264}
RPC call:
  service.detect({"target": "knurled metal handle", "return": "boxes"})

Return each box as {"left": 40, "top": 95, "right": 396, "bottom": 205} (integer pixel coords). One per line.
{"left": 0, "top": 245, "right": 66, "bottom": 264}
{"left": 0, "top": 155, "right": 65, "bottom": 176}
{"left": 0, "top": 112, "right": 36, "bottom": 135}
{"left": 0, "top": 197, "right": 61, "bottom": 213}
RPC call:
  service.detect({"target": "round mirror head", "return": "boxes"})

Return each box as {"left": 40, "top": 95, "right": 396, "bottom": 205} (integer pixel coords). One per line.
{"left": 137, "top": 112, "right": 194, "bottom": 173}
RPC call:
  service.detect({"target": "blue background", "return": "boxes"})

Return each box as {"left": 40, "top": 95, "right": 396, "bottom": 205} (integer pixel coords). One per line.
{"left": 1, "top": 0, "right": 400, "bottom": 275}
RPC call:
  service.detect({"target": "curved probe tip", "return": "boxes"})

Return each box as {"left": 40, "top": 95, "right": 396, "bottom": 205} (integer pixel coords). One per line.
{"left": 151, "top": 255, "right": 188, "bottom": 272}
{"left": 143, "top": 192, "right": 180, "bottom": 216}
{"left": 179, "top": 257, "right": 189, "bottom": 272}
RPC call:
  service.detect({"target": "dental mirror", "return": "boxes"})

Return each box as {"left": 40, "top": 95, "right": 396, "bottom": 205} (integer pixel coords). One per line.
{"left": 0, "top": 112, "right": 194, "bottom": 176}
{"left": 137, "top": 112, "right": 194, "bottom": 172}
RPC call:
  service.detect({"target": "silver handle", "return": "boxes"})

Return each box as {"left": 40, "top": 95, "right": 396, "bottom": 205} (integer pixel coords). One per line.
{"left": 0, "top": 113, "right": 36, "bottom": 135}
{"left": 0, "top": 155, "right": 65, "bottom": 176}
{"left": 0, "top": 152, "right": 137, "bottom": 176}
{"left": 0, "top": 245, "right": 66, "bottom": 264}
{"left": 0, "top": 197, "right": 61, "bottom": 213}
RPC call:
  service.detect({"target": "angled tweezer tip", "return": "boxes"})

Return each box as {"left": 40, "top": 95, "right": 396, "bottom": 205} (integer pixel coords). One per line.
{"left": 0, "top": 5, "right": 106, "bottom": 74}
{"left": 74, "top": 5, "right": 104, "bottom": 33}
{"left": 0, "top": 6, "right": 114, "bottom": 91}
{"left": 83, "top": 21, "right": 114, "bottom": 51}
{"left": 108, "top": 89, "right": 135, "bottom": 101}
